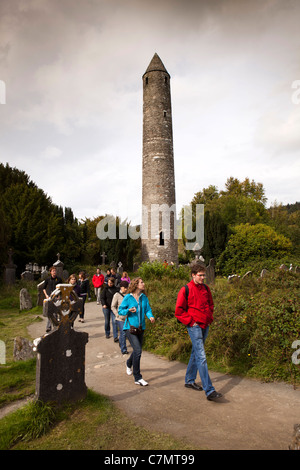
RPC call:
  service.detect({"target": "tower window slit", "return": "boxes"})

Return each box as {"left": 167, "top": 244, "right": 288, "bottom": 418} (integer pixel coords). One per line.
{"left": 159, "top": 231, "right": 164, "bottom": 246}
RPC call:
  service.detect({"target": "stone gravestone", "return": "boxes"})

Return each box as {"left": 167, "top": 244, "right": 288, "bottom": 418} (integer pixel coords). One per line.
{"left": 279, "top": 264, "right": 288, "bottom": 271}
{"left": 242, "top": 271, "right": 252, "bottom": 280}
{"left": 133, "top": 262, "right": 139, "bottom": 272}
{"left": 13, "top": 337, "right": 35, "bottom": 361}
{"left": 35, "top": 284, "right": 88, "bottom": 403}
{"left": 206, "top": 258, "right": 215, "bottom": 285}
{"left": 21, "top": 270, "right": 34, "bottom": 281}
{"left": 117, "top": 261, "right": 123, "bottom": 276}
{"left": 41, "top": 267, "right": 48, "bottom": 280}
{"left": 0, "top": 340, "right": 6, "bottom": 365}
{"left": 20, "top": 288, "right": 32, "bottom": 310}
{"left": 53, "top": 253, "right": 64, "bottom": 279}
{"left": 260, "top": 268, "right": 269, "bottom": 278}
{"left": 4, "top": 248, "right": 17, "bottom": 285}
{"left": 101, "top": 252, "right": 107, "bottom": 265}
{"left": 37, "top": 281, "right": 45, "bottom": 306}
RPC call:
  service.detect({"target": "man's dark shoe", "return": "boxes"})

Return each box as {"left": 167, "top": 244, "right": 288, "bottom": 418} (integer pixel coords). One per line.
{"left": 207, "top": 391, "right": 223, "bottom": 401}
{"left": 185, "top": 382, "right": 203, "bottom": 391}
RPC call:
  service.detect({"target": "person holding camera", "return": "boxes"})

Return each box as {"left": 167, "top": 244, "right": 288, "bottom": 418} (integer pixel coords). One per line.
{"left": 118, "top": 277, "right": 155, "bottom": 386}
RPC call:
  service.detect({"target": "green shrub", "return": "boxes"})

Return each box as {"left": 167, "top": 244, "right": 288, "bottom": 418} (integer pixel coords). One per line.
{"left": 143, "top": 271, "right": 300, "bottom": 384}
{"left": 218, "top": 223, "right": 292, "bottom": 276}
{"left": 137, "top": 261, "right": 190, "bottom": 281}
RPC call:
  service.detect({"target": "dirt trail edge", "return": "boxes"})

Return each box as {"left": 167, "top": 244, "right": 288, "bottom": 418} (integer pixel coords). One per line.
{"left": 27, "top": 301, "right": 299, "bottom": 450}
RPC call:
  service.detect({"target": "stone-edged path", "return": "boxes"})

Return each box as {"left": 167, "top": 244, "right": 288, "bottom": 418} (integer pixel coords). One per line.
{"left": 25, "top": 301, "right": 300, "bottom": 450}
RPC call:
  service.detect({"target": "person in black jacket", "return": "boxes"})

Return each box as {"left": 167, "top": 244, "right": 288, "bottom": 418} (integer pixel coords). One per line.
{"left": 100, "top": 277, "right": 119, "bottom": 340}
{"left": 78, "top": 271, "right": 90, "bottom": 323}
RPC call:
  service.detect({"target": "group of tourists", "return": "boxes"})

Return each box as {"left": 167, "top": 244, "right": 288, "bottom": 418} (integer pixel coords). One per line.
{"left": 43, "top": 261, "right": 223, "bottom": 400}
{"left": 43, "top": 266, "right": 91, "bottom": 330}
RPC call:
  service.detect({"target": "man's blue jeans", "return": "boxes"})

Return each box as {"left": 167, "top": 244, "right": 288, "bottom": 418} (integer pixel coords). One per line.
{"left": 186, "top": 325, "right": 215, "bottom": 397}
{"left": 103, "top": 308, "right": 118, "bottom": 339}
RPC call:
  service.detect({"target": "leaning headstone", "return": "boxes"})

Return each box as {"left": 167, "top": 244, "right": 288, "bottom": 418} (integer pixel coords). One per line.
{"left": 20, "top": 288, "right": 32, "bottom": 310}
{"left": 242, "top": 271, "right": 252, "bottom": 280}
{"left": 37, "top": 281, "right": 45, "bottom": 306}
{"left": 35, "top": 284, "right": 88, "bottom": 403}
{"left": 13, "top": 337, "right": 36, "bottom": 361}
{"left": 21, "top": 271, "right": 34, "bottom": 281}
{"left": 206, "top": 258, "right": 215, "bottom": 285}
{"left": 260, "top": 268, "right": 269, "bottom": 278}
{"left": 279, "top": 264, "right": 288, "bottom": 271}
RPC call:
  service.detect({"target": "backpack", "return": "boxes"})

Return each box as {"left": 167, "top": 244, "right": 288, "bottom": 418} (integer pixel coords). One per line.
{"left": 177, "top": 283, "right": 208, "bottom": 324}
{"left": 184, "top": 283, "right": 208, "bottom": 300}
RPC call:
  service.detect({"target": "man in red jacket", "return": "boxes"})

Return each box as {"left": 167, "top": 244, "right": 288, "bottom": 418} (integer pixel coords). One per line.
{"left": 92, "top": 268, "right": 104, "bottom": 304}
{"left": 175, "top": 261, "right": 222, "bottom": 401}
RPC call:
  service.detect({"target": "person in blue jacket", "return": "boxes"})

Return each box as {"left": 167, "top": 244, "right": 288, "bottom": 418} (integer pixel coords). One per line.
{"left": 118, "top": 277, "right": 155, "bottom": 386}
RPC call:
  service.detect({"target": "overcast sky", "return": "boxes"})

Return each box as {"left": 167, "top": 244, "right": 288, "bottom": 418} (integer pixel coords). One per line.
{"left": 1, "top": 0, "right": 299, "bottom": 226}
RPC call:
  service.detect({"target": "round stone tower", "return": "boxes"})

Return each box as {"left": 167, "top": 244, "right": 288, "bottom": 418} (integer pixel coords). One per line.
{"left": 141, "top": 53, "right": 178, "bottom": 264}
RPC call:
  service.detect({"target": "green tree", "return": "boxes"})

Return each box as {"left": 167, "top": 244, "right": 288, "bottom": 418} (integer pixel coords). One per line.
{"left": 1, "top": 182, "right": 64, "bottom": 269}
{"left": 202, "top": 211, "right": 228, "bottom": 262}
{"left": 0, "top": 163, "right": 83, "bottom": 272}
{"left": 80, "top": 215, "right": 140, "bottom": 270}
{"left": 221, "top": 176, "right": 267, "bottom": 204}
{"left": 184, "top": 178, "right": 268, "bottom": 263}
{"left": 218, "top": 223, "right": 292, "bottom": 275}
{"left": 268, "top": 202, "right": 300, "bottom": 256}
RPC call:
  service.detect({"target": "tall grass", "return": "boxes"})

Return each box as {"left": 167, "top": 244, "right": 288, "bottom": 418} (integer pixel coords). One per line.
{"left": 0, "top": 399, "right": 56, "bottom": 449}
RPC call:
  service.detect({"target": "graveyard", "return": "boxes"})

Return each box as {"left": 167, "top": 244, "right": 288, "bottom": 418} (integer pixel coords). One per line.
{"left": 0, "top": 260, "right": 299, "bottom": 450}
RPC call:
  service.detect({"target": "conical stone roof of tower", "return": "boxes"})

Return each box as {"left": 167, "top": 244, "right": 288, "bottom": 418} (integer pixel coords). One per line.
{"left": 144, "top": 53, "right": 170, "bottom": 77}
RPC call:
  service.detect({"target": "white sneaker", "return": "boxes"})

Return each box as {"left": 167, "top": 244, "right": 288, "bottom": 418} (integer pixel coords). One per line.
{"left": 126, "top": 366, "right": 133, "bottom": 376}
{"left": 135, "top": 379, "right": 148, "bottom": 386}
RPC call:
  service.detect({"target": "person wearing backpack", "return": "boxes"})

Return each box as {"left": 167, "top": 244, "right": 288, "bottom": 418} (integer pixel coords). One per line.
{"left": 175, "top": 261, "right": 223, "bottom": 401}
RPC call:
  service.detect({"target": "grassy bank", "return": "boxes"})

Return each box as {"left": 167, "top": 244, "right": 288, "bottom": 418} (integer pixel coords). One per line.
{"left": 142, "top": 269, "right": 300, "bottom": 386}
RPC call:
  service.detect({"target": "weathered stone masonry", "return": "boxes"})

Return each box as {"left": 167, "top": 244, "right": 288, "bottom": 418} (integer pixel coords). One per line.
{"left": 142, "top": 53, "right": 178, "bottom": 264}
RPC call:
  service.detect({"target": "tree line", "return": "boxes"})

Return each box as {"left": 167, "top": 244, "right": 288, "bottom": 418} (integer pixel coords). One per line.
{"left": 0, "top": 163, "right": 139, "bottom": 275}
{"left": 0, "top": 163, "right": 299, "bottom": 277}
{"left": 180, "top": 177, "right": 299, "bottom": 274}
